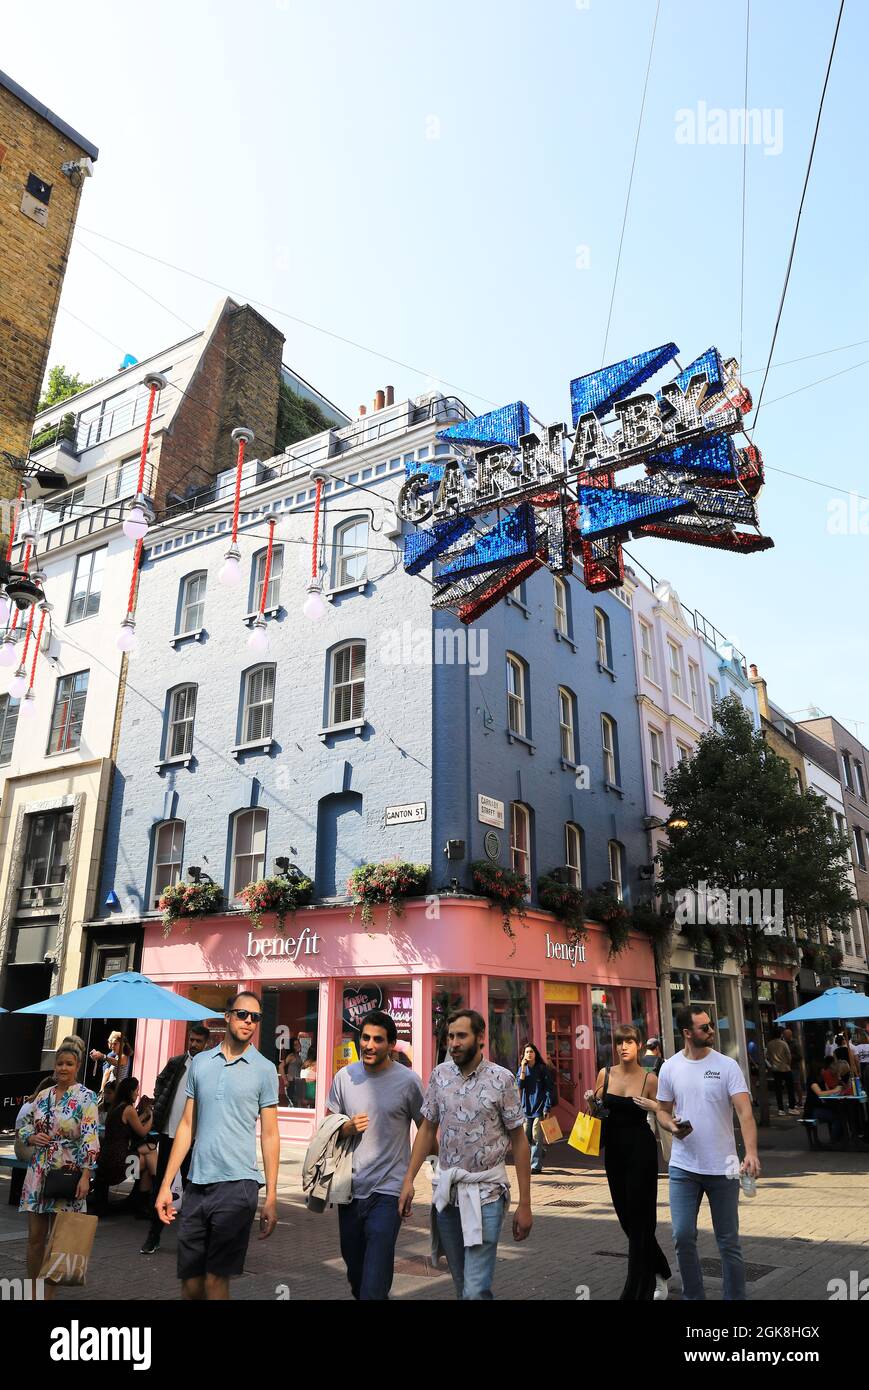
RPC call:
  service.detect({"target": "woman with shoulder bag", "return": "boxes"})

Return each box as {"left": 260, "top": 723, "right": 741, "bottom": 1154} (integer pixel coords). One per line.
{"left": 13, "top": 1078, "right": 53, "bottom": 1163}
{"left": 589, "top": 1024, "right": 672, "bottom": 1301}
{"left": 17, "top": 1044, "right": 100, "bottom": 1299}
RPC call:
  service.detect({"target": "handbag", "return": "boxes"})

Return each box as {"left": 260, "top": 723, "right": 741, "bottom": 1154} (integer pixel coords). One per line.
{"left": 539, "top": 1114, "right": 563, "bottom": 1145}
{"left": 38, "top": 1211, "right": 98, "bottom": 1287}
{"left": 568, "top": 1110, "right": 601, "bottom": 1156}
{"left": 42, "top": 1167, "right": 83, "bottom": 1201}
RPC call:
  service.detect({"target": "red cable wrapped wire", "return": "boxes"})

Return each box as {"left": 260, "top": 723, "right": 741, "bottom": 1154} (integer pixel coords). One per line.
{"left": 134, "top": 382, "right": 159, "bottom": 496}
{"left": 126, "top": 538, "right": 144, "bottom": 617}
{"left": 311, "top": 478, "right": 323, "bottom": 580}
{"left": 28, "top": 606, "right": 47, "bottom": 691}
{"left": 259, "top": 518, "right": 276, "bottom": 615}
{"left": 7, "top": 542, "right": 32, "bottom": 634}
{"left": 230, "top": 435, "right": 247, "bottom": 545}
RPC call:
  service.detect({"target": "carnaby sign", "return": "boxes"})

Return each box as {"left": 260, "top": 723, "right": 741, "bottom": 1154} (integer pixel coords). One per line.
{"left": 245, "top": 926, "right": 321, "bottom": 960}
{"left": 399, "top": 343, "right": 772, "bottom": 624}
{"left": 545, "top": 932, "right": 586, "bottom": 969}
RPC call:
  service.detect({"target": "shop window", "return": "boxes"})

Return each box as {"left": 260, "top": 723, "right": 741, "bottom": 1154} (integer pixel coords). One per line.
{"left": 315, "top": 790, "right": 363, "bottom": 897}
{"left": 630, "top": 988, "right": 648, "bottom": 1042}
{"left": 261, "top": 984, "right": 320, "bottom": 1108}
{"left": 432, "top": 976, "right": 469, "bottom": 1064}
{"left": 591, "top": 986, "right": 615, "bottom": 1072}
{"left": 487, "top": 977, "right": 531, "bottom": 1071}
{"left": 150, "top": 819, "right": 185, "bottom": 908}
{"left": 185, "top": 983, "right": 235, "bottom": 1049}
{"left": 336, "top": 980, "right": 414, "bottom": 1075}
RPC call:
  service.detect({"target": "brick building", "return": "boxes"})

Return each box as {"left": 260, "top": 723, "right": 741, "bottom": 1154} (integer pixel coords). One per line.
{"left": 0, "top": 70, "right": 98, "bottom": 506}
{"left": 0, "top": 300, "right": 344, "bottom": 1078}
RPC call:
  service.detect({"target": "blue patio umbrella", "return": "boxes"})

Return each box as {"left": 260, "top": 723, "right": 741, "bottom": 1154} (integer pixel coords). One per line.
{"left": 13, "top": 971, "right": 215, "bottom": 1021}
{"left": 775, "top": 987, "right": 869, "bottom": 1024}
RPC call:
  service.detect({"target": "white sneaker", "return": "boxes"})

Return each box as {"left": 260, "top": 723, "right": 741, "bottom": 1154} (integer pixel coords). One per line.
{"left": 654, "top": 1275, "right": 669, "bottom": 1301}
{"left": 777, "top": 1109, "right": 787, "bottom": 1116}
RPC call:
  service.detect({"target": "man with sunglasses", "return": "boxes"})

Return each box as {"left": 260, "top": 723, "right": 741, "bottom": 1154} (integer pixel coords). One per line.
{"left": 155, "top": 992, "right": 279, "bottom": 1300}
{"left": 654, "top": 1006, "right": 760, "bottom": 1301}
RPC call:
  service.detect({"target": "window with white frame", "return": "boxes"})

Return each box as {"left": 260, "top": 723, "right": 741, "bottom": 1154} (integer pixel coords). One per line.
{"left": 510, "top": 802, "right": 531, "bottom": 881}
{"left": 708, "top": 677, "right": 720, "bottom": 715}
{"left": 855, "top": 827, "right": 867, "bottom": 871}
{"left": 151, "top": 819, "right": 185, "bottom": 908}
{"left": 253, "top": 545, "right": 284, "bottom": 611}
{"left": 608, "top": 840, "right": 624, "bottom": 900}
{"left": 242, "top": 665, "right": 275, "bottom": 742}
{"left": 48, "top": 671, "right": 89, "bottom": 754}
{"left": 231, "top": 808, "right": 268, "bottom": 897}
{"left": 667, "top": 640, "right": 685, "bottom": 700}
{"left": 649, "top": 728, "right": 664, "bottom": 794}
{"left": 639, "top": 620, "right": 655, "bottom": 681}
{"left": 167, "top": 685, "right": 197, "bottom": 759}
{"left": 594, "top": 608, "right": 610, "bottom": 667}
{"left": 331, "top": 642, "right": 366, "bottom": 724}
{"left": 601, "top": 714, "right": 618, "bottom": 784}
{"left": 676, "top": 741, "right": 692, "bottom": 765}
{"left": 0, "top": 694, "right": 19, "bottom": 765}
{"left": 855, "top": 761, "right": 867, "bottom": 801}
{"left": 688, "top": 661, "right": 701, "bottom": 715}
{"left": 553, "top": 576, "right": 569, "bottom": 636}
{"left": 179, "top": 572, "right": 207, "bottom": 632}
{"left": 506, "top": 653, "right": 526, "bottom": 737}
{"left": 334, "top": 518, "right": 369, "bottom": 587}
{"left": 558, "top": 687, "right": 576, "bottom": 762}
{"left": 68, "top": 547, "right": 106, "bottom": 623}
{"left": 565, "top": 822, "right": 583, "bottom": 890}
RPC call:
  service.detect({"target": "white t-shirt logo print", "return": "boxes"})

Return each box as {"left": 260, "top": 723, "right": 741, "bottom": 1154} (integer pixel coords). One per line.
{"left": 657, "top": 1049, "right": 750, "bottom": 1176}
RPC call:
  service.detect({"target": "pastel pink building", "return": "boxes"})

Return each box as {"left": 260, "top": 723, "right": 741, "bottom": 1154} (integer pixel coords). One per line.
{"left": 137, "top": 897, "right": 659, "bottom": 1142}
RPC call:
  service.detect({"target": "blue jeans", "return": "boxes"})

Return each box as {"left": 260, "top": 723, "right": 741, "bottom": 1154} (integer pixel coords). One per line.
{"left": 525, "top": 1117, "right": 544, "bottom": 1172}
{"left": 669, "top": 1165, "right": 746, "bottom": 1301}
{"left": 436, "top": 1198, "right": 506, "bottom": 1300}
{"left": 337, "top": 1193, "right": 401, "bottom": 1300}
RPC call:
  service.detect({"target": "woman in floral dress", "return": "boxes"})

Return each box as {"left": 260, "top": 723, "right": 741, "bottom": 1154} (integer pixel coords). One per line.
{"left": 18, "top": 1043, "right": 100, "bottom": 1298}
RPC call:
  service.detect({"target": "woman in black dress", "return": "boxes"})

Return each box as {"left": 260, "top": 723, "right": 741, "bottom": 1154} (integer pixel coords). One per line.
{"left": 588, "top": 1023, "right": 671, "bottom": 1301}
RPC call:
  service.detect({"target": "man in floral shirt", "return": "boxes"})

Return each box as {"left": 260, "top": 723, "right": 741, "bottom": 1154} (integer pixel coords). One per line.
{"left": 399, "top": 1009, "right": 532, "bottom": 1299}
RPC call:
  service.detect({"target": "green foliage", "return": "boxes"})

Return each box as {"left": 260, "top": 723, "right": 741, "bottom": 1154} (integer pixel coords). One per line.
{"left": 276, "top": 382, "right": 334, "bottom": 452}
{"left": 347, "top": 860, "right": 429, "bottom": 928}
{"left": 584, "top": 889, "right": 632, "bottom": 958}
{"left": 469, "top": 861, "right": 528, "bottom": 951}
{"left": 240, "top": 874, "right": 314, "bottom": 931}
{"left": 31, "top": 412, "right": 76, "bottom": 453}
{"left": 160, "top": 880, "right": 223, "bottom": 937}
{"left": 537, "top": 873, "right": 587, "bottom": 945}
{"left": 38, "top": 365, "right": 96, "bottom": 412}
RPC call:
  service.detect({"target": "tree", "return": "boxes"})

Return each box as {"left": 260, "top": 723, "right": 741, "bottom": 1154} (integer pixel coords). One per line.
{"left": 275, "top": 381, "right": 333, "bottom": 452}
{"left": 657, "top": 695, "right": 856, "bottom": 1127}
{"left": 38, "top": 364, "right": 96, "bottom": 412}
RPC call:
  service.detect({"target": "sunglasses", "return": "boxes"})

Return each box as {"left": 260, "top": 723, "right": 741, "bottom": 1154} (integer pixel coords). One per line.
{"left": 695, "top": 1022, "right": 715, "bottom": 1032}
{"left": 229, "top": 1009, "right": 262, "bottom": 1024}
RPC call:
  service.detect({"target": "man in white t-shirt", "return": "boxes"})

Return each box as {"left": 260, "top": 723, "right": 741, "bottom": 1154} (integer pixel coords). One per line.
{"left": 656, "top": 1005, "right": 760, "bottom": 1301}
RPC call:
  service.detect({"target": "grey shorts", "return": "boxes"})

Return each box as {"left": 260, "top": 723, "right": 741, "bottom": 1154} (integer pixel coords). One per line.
{"left": 177, "top": 1180, "right": 259, "bottom": 1280}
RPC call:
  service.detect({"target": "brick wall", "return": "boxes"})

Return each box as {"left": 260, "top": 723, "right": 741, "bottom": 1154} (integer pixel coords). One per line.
{"left": 0, "top": 85, "right": 93, "bottom": 507}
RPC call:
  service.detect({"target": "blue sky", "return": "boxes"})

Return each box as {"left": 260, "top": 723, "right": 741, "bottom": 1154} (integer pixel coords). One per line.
{"left": 6, "top": 0, "right": 867, "bottom": 734}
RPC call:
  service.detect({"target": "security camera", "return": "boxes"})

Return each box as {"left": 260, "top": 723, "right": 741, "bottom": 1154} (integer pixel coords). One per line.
{"left": 43, "top": 951, "right": 56, "bottom": 967}
{"left": 61, "top": 156, "right": 94, "bottom": 181}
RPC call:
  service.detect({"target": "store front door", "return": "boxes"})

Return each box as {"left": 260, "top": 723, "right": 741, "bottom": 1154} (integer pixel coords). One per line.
{"left": 545, "top": 1003, "right": 581, "bottom": 1117}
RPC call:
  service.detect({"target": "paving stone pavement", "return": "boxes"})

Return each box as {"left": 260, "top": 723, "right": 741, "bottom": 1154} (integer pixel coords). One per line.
{"left": 1, "top": 1116, "right": 867, "bottom": 1302}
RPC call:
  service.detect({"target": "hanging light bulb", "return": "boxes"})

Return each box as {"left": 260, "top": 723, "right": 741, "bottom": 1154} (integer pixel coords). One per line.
{"left": 247, "top": 615, "right": 270, "bottom": 653}
{"left": 0, "top": 591, "right": 10, "bottom": 626}
{"left": 653, "top": 580, "right": 672, "bottom": 604}
{"left": 219, "top": 544, "right": 242, "bottom": 586}
{"left": 19, "top": 689, "right": 37, "bottom": 719}
{"left": 0, "top": 636, "right": 18, "bottom": 668}
{"left": 116, "top": 616, "right": 137, "bottom": 652}
{"left": 303, "top": 581, "right": 327, "bottom": 621}
{"left": 123, "top": 497, "right": 150, "bottom": 544}
{"left": 8, "top": 664, "right": 28, "bottom": 699}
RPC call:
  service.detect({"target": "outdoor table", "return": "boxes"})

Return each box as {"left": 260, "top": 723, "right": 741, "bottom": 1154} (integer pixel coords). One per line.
{"left": 823, "top": 1094, "right": 869, "bottom": 1146}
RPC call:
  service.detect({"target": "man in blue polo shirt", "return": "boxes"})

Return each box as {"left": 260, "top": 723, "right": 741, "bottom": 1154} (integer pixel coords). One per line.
{"left": 155, "top": 991, "right": 280, "bottom": 1300}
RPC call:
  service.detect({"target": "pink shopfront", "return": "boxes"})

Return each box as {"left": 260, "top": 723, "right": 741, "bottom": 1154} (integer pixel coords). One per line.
{"left": 137, "top": 898, "right": 660, "bottom": 1142}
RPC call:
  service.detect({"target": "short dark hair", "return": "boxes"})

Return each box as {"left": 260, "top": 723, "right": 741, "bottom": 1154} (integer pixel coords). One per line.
{"left": 834, "top": 1046, "right": 850, "bottom": 1063}
{"left": 112, "top": 1077, "right": 139, "bottom": 1112}
{"left": 446, "top": 1008, "right": 485, "bottom": 1038}
{"left": 189, "top": 1023, "right": 210, "bottom": 1040}
{"left": 614, "top": 1023, "right": 643, "bottom": 1047}
{"left": 359, "top": 1010, "right": 397, "bottom": 1044}
{"left": 675, "top": 1005, "right": 710, "bottom": 1036}
{"left": 226, "top": 991, "right": 261, "bottom": 1012}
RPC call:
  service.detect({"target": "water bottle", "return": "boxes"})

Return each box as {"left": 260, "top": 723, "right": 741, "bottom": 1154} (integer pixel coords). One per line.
{"left": 740, "top": 1172, "right": 757, "bottom": 1198}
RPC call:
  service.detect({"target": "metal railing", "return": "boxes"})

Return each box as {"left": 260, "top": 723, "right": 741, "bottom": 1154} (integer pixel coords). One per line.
{"left": 11, "top": 460, "right": 156, "bottom": 562}
{"left": 17, "top": 882, "right": 65, "bottom": 911}
{"left": 693, "top": 610, "right": 747, "bottom": 672}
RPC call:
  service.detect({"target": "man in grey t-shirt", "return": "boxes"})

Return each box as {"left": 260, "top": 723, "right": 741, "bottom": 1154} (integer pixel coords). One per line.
{"left": 327, "top": 1010, "right": 424, "bottom": 1300}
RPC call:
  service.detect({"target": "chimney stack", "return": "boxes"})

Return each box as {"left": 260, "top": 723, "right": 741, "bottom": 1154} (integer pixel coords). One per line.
{"left": 373, "top": 389, "right": 386, "bottom": 413}
{"left": 385, "top": 385, "right": 395, "bottom": 406}
{"left": 747, "top": 662, "right": 770, "bottom": 720}
{"left": 358, "top": 404, "right": 367, "bottom": 417}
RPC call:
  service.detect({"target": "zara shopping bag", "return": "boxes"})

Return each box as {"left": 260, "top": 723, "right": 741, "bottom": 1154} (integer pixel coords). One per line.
{"left": 38, "top": 1211, "right": 98, "bottom": 1287}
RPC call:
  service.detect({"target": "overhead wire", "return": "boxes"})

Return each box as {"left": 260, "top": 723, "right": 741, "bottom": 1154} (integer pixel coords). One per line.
{"left": 738, "top": 0, "right": 751, "bottom": 372}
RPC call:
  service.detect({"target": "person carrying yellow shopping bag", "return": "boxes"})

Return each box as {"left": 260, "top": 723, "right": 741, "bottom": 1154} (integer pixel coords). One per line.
{"left": 568, "top": 1109, "right": 601, "bottom": 1156}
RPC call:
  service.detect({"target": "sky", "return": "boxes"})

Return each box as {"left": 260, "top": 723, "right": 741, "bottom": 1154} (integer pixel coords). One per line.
{"left": 5, "top": 0, "right": 867, "bottom": 735}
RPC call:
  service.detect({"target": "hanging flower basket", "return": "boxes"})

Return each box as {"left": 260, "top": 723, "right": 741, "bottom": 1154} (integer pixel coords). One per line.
{"left": 347, "top": 860, "right": 430, "bottom": 929}
{"left": 160, "top": 880, "right": 224, "bottom": 937}
{"left": 240, "top": 874, "right": 314, "bottom": 932}
{"left": 537, "top": 873, "right": 587, "bottom": 946}
{"left": 470, "top": 861, "right": 528, "bottom": 952}
{"left": 584, "top": 889, "right": 632, "bottom": 958}
{"left": 630, "top": 900, "right": 675, "bottom": 960}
